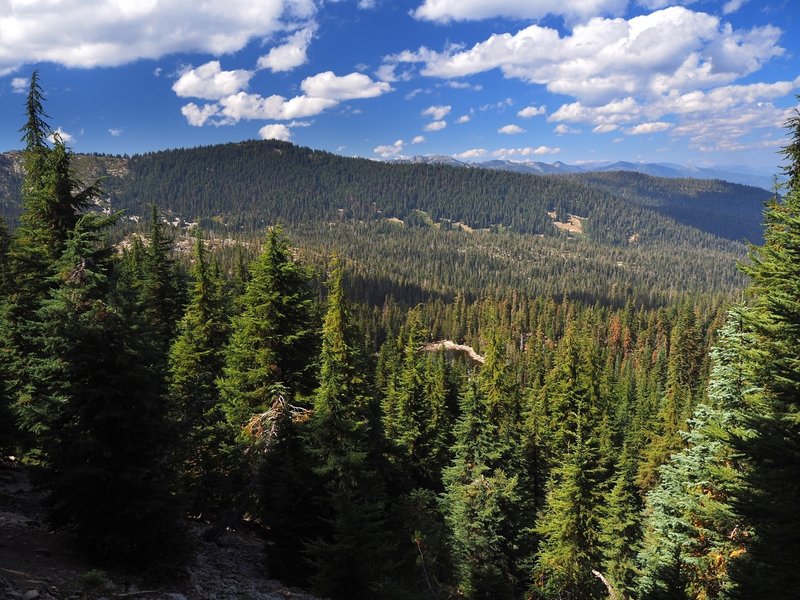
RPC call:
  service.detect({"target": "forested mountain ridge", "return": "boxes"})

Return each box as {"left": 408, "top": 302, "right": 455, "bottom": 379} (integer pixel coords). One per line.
{"left": 0, "top": 140, "right": 771, "bottom": 247}
{"left": 0, "top": 140, "right": 769, "bottom": 303}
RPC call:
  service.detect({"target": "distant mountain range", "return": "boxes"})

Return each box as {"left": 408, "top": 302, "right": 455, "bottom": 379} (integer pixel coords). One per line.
{"left": 391, "top": 156, "right": 779, "bottom": 191}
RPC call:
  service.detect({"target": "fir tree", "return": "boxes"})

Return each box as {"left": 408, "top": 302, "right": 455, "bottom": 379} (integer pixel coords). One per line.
{"left": 442, "top": 380, "right": 520, "bottom": 599}
{"left": 38, "top": 213, "right": 184, "bottom": 562}
{"left": 637, "top": 309, "right": 753, "bottom": 600}
{"left": 731, "top": 106, "right": 800, "bottom": 597}
{"left": 141, "top": 204, "right": 184, "bottom": 355}
{"left": 305, "top": 257, "right": 392, "bottom": 599}
{"left": 219, "top": 225, "right": 317, "bottom": 431}
{"left": 167, "top": 230, "right": 231, "bottom": 517}
{"left": 598, "top": 445, "right": 642, "bottom": 599}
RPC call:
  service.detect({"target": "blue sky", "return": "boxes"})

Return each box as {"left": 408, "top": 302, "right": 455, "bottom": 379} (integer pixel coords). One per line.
{"left": 0, "top": 0, "right": 797, "bottom": 172}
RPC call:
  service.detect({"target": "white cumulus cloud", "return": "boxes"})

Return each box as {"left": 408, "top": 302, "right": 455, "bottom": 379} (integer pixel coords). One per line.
{"left": 424, "top": 120, "right": 447, "bottom": 131}
{"left": 412, "top": 0, "right": 627, "bottom": 23}
{"left": 628, "top": 121, "right": 672, "bottom": 135}
{"left": 11, "top": 77, "right": 28, "bottom": 93}
{"left": 454, "top": 148, "right": 488, "bottom": 159}
{"left": 392, "top": 7, "right": 784, "bottom": 105}
{"left": 259, "top": 123, "right": 293, "bottom": 141}
{"left": 374, "top": 139, "right": 405, "bottom": 158}
{"left": 498, "top": 124, "right": 525, "bottom": 135}
{"left": 493, "top": 146, "right": 561, "bottom": 157}
{"left": 108, "top": 128, "right": 123, "bottom": 137}
{"left": 456, "top": 115, "right": 471, "bottom": 124}
{"left": 548, "top": 76, "right": 800, "bottom": 151}
{"left": 172, "top": 61, "right": 253, "bottom": 100}
{"left": 412, "top": 135, "right": 426, "bottom": 144}
{"left": 257, "top": 25, "right": 316, "bottom": 72}
{"left": 422, "top": 105, "right": 451, "bottom": 120}
{"left": 518, "top": 105, "right": 546, "bottom": 118}
{"left": 300, "top": 71, "right": 392, "bottom": 100}
{"left": 554, "top": 124, "right": 581, "bottom": 135}
{"left": 47, "top": 127, "right": 74, "bottom": 144}
{"left": 181, "top": 103, "right": 223, "bottom": 127}
{"left": 178, "top": 70, "right": 391, "bottom": 128}
{"left": 219, "top": 92, "right": 337, "bottom": 122}
{"left": 0, "top": 0, "right": 316, "bottom": 75}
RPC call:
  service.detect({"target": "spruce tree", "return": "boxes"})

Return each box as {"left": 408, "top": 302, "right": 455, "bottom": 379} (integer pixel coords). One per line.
{"left": 167, "top": 231, "right": 231, "bottom": 517}
{"left": 219, "top": 225, "right": 317, "bottom": 431}
{"left": 637, "top": 309, "right": 753, "bottom": 600}
{"left": 305, "top": 257, "right": 392, "bottom": 599}
{"left": 531, "top": 323, "right": 607, "bottom": 600}
{"left": 38, "top": 213, "right": 184, "bottom": 562}
{"left": 731, "top": 106, "right": 800, "bottom": 597}
{"left": 442, "top": 330, "right": 527, "bottom": 598}
{"left": 141, "top": 204, "right": 184, "bottom": 356}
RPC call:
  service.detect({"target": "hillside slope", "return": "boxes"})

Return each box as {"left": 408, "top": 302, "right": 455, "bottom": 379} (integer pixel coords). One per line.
{"left": 0, "top": 140, "right": 767, "bottom": 301}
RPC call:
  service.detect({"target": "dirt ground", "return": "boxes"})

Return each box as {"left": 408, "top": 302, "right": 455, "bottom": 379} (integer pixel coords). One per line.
{"left": 0, "top": 460, "right": 321, "bottom": 600}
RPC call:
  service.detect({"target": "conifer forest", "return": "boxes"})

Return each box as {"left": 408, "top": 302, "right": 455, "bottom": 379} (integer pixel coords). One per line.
{"left": 2, "top": 74, "right": 800, "bottom": 600}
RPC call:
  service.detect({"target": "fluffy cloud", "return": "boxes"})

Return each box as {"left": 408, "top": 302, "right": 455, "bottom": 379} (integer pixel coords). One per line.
{"left": 412, "top": 0, "right": 627, "bottom": 23}
{"left": 257, "top": 25, "right": 316, "bottom": 72}
{"left": 554, "top": 124, "right": 581, "bottom": 135}
{"left": 454, "top": 148, "right": 488, "bottom": 159}
{"left": 492, "top": 146, "right": 561, "bottom": 157}
{"left": 47, "top": 127, "right": 74, "bottom": 144}
{"left": 259, "top": 124, "right": 293, "bottom": 141}
{"left": 0, "top": 0, "right": 316, "bottom": 75}
{"left": 498, "top": 124, "right": 525, "bottom": 135}
{"left": 178, "top": 70, "right": 391, "bottom": 128}
{"left": 11, "top": 77, "right": 28, "bottom": 93}
{"left": 549, "top": 77, "right": 800, "bottom": 151}
{"left": 412, "top": 135, "right": 426, "bottom": 144}
{"left": 424, "top": 120, "right": 447, "bottom": 131}
{"left": 219, "top": 92, "right": 337, "bottom": 121}
{"left": 181, "top": 103, "right": 223, "bottom": 127}
{"left": 518, "top": 105, "right": 546, "bottom": 118}
{"left": 628, "top": 121, "right": 672, "bottom": 135}
{"left": 300, "top": 71, "right": 391, "bottom": 100}
{"left": 422, "top": 105, "right": 451, "bottom": 120}
{"left": 456, "top": 115, "right": 471, "bottom": 124}
{"left": 374, "top": 139, "right": 405, "bottom": 158}
{"left": 172, "top": 61, "right": 252, "bottom": 100}
{"left": 392, "top": 7, "right": 784, "bottom": 105}
{"left": 108, "top": 128, "right": 123, "bottom": 137}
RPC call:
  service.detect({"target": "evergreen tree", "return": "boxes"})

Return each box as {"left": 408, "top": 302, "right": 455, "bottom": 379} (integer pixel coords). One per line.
{"left": 305, "top": 257, "right": 392, "bottom": 599}
{"left": 219, "top": 225, "right": 317, "bottom": 431}
{"left": 731, "top": 106, "right": 800, "bottom": 597}
{"left": 5, "top": 80, "right": 100, "bottom": 454}
{"left": 442, "top": 379, "right": 520, "bottom": 599}
{"left": 441, "top": 328, "right": 530, "bottom": 599}
{"left": 141, "top": 204, "right": 184, "bottom": 356}
{"left": 38, "top": 212, "right": 184, "bottom": 562}
{"left": 167, "top": 231, "right": 231, "bottom": 517}
{"left": 598, "top": 445, "right": 642, "bottom": 599}
{"left": 531, "top": 323, "right": 607, "bottom": 600}
{"left": 637, "top": 309, "right": 753, "bottom": 599}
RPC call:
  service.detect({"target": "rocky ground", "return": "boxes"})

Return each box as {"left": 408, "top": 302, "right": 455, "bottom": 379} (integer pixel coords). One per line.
{"left": 0, "top": 460, "right": 321, "bottom": 600}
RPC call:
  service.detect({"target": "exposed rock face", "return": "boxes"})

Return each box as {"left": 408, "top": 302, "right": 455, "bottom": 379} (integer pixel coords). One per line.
{"left": 0, "top": 461, "right": 323, "bottom": 600}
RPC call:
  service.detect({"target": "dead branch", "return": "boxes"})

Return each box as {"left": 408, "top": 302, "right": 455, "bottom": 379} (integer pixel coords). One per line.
{"left": 592, "top": 569, "right": 621, "bottom": 600}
